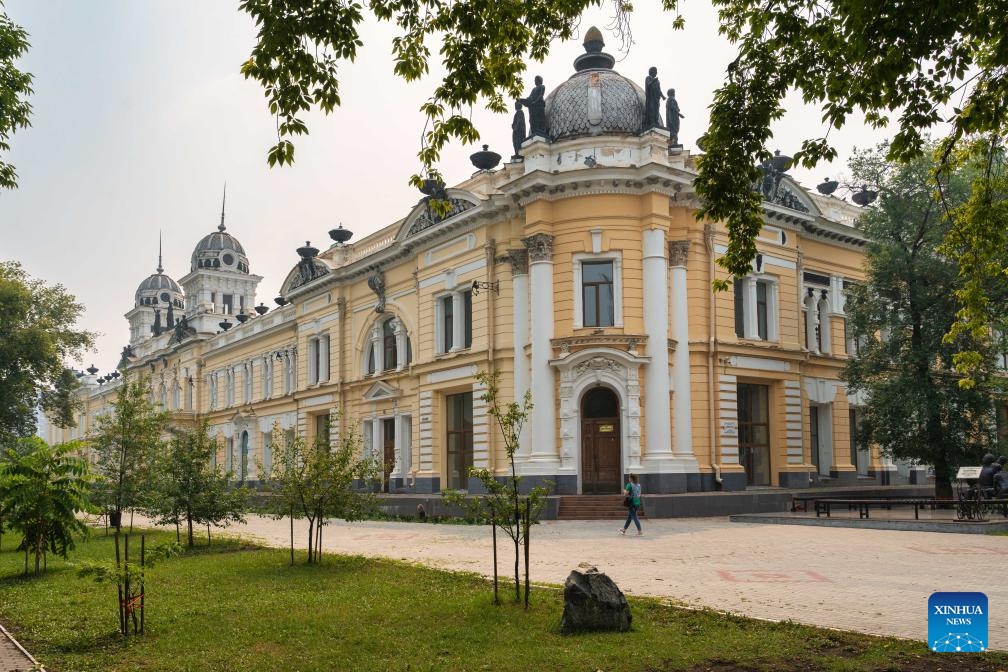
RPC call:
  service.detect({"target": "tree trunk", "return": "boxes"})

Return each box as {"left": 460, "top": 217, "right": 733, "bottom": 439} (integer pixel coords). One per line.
{"left": 306, "top": 518, "right": 315, "bottom": 564}
{"left": 187, "top": 516, "right": 194, "bottom": 548}
{"left": 289, "top": 510, "right": 294, "bottom": 566}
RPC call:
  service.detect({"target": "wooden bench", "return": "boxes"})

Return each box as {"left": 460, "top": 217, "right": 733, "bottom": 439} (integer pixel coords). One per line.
{"left": 813, "top": 497, "right": 940, "bottom": 520}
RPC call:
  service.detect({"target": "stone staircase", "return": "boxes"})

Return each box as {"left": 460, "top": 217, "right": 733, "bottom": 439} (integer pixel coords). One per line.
{"left": 556, "top": 495, "right": 646, "bottom": 520}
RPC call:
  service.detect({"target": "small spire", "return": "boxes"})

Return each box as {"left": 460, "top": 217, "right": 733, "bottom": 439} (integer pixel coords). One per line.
{"left": 157, "top": 231, "right": 164, "bottom": 273}
{"left": 218, "top": 182, "right": 227, "bottom": 232}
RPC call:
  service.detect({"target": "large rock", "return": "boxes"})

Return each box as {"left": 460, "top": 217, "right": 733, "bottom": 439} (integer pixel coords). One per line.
{"left": 559, "top": 563, "right": 632, "bottom": 634}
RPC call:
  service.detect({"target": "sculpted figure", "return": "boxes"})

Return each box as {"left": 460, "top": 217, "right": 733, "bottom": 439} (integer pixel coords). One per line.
{"left": 979, "top": 452, "right": 997, "bottom": 487}
{"left": 511, "top": 100, "right": 526, "bottom": 158}
{"left": 644, "top": 67, "right": 665, "bottom": 130}
{"left": 521, "top": 76, "right": 547, "bottom": 138}
{"left": 665, "top": 88, "right": 685, "bottom": 143}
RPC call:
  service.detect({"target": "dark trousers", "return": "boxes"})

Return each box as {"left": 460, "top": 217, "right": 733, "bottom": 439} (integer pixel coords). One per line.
{"left": 623, "top": 505, "right": 641, "bottom": 531}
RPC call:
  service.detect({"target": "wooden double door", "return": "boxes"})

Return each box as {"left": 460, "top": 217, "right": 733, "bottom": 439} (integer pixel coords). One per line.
{"left": 581, "top": 388, "right": 621, "bottom": 493}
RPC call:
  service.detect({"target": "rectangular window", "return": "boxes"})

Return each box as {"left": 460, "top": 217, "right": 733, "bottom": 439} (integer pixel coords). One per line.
{"left": 582, "top": 261, "right": 615, "bottom": 327}
{"left": 307, "top": 335, "right": 329, "bottom": 384}
{"left": 756, "top": 280, "right": 769, "bottom": 340}
{"left": 315, "top": 413, "right": 331, "bottom": 449}
{"left": 441, "top": 295, "right": 454, "bottom": 352}
{"left": 383, "top": 320, "right": 397, "bottom": 371}
{"left": 463, "top": 290, "right": 473, "bottom": 348}
{"left": 734, "top": 276, "right": 777, "bottom": 341}
{"left": 222, "top": 294, "right": 233, "bottom": 314}
{"left": 445, "top": 392, "right": 474, "bottom": 490}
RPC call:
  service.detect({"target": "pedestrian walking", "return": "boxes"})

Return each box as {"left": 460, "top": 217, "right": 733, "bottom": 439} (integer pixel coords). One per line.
{"left": 619, "top": 473, "right": 643, "bottom": 536}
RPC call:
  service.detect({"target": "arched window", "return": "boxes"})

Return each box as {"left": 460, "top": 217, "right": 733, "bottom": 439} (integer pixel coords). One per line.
{"left": 362, "top": 316, "right": 411, "bottom": 376}
{"left": 383, "top": 319, "right": 397, "bottom": 371}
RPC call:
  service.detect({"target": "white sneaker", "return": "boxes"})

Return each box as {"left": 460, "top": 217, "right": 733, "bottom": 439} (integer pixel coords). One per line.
{"left": 618, "top": 528, "right": 625, "bottom": 535}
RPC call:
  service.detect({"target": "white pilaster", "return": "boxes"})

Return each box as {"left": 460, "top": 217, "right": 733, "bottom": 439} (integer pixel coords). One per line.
{"left": 509, "top": 249, "right": 531, "bottom": 456}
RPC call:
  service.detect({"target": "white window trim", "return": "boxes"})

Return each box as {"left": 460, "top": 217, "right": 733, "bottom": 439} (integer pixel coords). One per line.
{"left": 573, "top": 252, "right": 624, "bottom": 330}
{"left": 434, "top": 289, "right": 470, "bottom": 355}
{"left": 737, "top": 273, "right": 779, "bottom": 342}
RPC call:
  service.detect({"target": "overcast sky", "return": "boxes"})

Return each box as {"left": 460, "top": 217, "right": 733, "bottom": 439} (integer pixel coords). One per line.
{"left": 1, "top": 1, "right": 887, "bottom": 375}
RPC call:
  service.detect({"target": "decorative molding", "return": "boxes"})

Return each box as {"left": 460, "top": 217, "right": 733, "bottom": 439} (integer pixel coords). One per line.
{"left": 522, "top": 233, "right": 554, "bottom": 262}
{"left": 668, "top": 240, "right": 691, "bottom": 267}
{"left": 573, "top": 355, "right": 620, "bottom": 376}
{"left": 367, "top": 268, "right": 386, "bottom": 313}
{"left": 407, "top": 197, "right": 477, "bottom": 237}
{"left": 505, "top": 248, "right": 529, "bottom": 276}
{"left": 551, "top": 334, "right": 647, "bottom": 357}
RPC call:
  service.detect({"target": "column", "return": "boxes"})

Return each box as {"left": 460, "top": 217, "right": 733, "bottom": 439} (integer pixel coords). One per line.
{"left": 371, "top": 418, "right": 383, "bottom": 463}
{"left": 507, "top": 249, "right": 531, "bottom": 455}
{"left": 394, "top": 319, "right": 406, "bottom": 372}
{"left": 642, "top": 230, "right": 673, "bottom": 461}
{"left": 522, "top": 233, "right": 557, "bottom": 465}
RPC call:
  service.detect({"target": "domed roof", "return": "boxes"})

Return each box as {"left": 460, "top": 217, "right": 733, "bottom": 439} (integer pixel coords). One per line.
{"left": 545, "top": 29, "right": 645, "bottom": 142}
{"left": 191, "top": 222, "right": 250, "bottom": 274}
{"left": 134, "top": 260, "right": 184, "bottom": 309}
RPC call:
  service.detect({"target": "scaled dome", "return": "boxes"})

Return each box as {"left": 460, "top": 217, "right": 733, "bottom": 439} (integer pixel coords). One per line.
{"left": 545, "top": 29, "right": 646, "bottom": 142}
{"left": 135, "top": 270, "right": 184, "bottom": 309}
{"left": 191, "top": 222, "right": 250, "bottom": 274}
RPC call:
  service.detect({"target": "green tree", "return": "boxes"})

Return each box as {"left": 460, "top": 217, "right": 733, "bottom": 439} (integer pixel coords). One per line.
{"left": 842, "top": 144, "right": 1005, "bottom": 499}
{"left": 148, "top": 419, "right": 249, "bottom": 548}
{"left": 444, "top": 370, "right": 549, "bottom": 606}
{"left": 258, "top": 414, "right": 379, "bottom": 565}
{"left": 89, "top": 374, "right": 169, "bottom": 532}
{"left": 0, "top": 437, "right": 94, "bottom": 576}
{"left": 692, "top": 0, "right": 1008, "bottom": 378}
{"left": 0, "top": 261, "right": 94, "bottom": 443}
{"left": 0, "top": 3, "right": 33, "bottom": 190}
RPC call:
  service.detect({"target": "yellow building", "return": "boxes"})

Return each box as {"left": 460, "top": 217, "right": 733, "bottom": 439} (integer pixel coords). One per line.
{"left": 50, "top": 31, "right": 920, "bottom": 505}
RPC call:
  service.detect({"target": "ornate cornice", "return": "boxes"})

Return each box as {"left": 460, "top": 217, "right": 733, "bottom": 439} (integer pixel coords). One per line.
{"left": 668, "top": 240, "right": 691, "bottom": 268}
{"left": 551, "top": 334, "right": 647, "bottom": 357}
{"left": 522, "top": 233, "right": 554, "bottom": 262}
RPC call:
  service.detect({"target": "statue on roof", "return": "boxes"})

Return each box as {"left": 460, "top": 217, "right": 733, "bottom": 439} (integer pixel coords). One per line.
{"left": 511, "top": 100, "right": 526, "bottom": 160}
{"left": 644, "top": 67, "right": 665, "bottom": 130}
{"left": 521, "top": 76, "right": 547, "bottom": 139}
{"left": 665, "top": 88, "right": 684, "bottom": 145}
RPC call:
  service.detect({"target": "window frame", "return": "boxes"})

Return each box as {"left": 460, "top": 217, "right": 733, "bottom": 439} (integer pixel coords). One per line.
{"left": 573, "top": 252, "right": 623, "bottom": 330}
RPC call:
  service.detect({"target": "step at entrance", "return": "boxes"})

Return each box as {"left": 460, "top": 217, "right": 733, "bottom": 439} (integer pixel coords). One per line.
{"left": 556, "top": 495, "right": 647, "bottom": 520}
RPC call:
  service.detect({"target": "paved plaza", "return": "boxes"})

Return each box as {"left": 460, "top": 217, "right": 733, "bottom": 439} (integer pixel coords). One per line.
{"left": 168, "top": 513, "right": 1007, "bottom": 651}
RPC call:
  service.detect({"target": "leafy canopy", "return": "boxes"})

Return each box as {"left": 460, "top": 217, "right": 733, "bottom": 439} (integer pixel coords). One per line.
{"left": 841, "top": 143, "right": 1004, "bottom": 496}
{"left": 239, "top": 0, "right": 681, "bottom": 187}
{"left": 0, "top": 437, "right": 95, "bottom": 575}
{"left": 89, "top": 374, "right": 169, "bottom": 527}
{"left": 0, "top": 3, "right": 33, "bottom": 189}
{"left": 148, "top": 419, "right": 249, "bottom": 547}
{"left": 0, "top": 261, "right": 94, "bottom": 443}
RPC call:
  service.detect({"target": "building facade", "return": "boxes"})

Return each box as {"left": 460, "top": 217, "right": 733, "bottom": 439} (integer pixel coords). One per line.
{"left": 49, "top": 32, "right": 923, "bottom": 496}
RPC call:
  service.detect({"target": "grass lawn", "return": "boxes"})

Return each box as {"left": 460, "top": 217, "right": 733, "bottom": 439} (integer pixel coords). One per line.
{"left": 0, "top": 529, "right": 1004, "bottom": 672}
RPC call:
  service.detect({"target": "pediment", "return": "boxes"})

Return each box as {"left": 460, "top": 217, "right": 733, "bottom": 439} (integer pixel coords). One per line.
{"left": 398, "top": 188, "right": 481, "bottom": 240}
{"left": 279, "top": 257, "right": 332, "bottom": 296}
{"left": 759, "top": 175, "right": 819, "bottom": 216}
{"left": 363, "top": 380, "right": 401, "bottom": 401}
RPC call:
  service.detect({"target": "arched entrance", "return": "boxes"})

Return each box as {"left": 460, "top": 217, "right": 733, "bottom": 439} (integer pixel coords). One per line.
{"left": 581, "top": 387, "right": 621, "bottom": 493}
